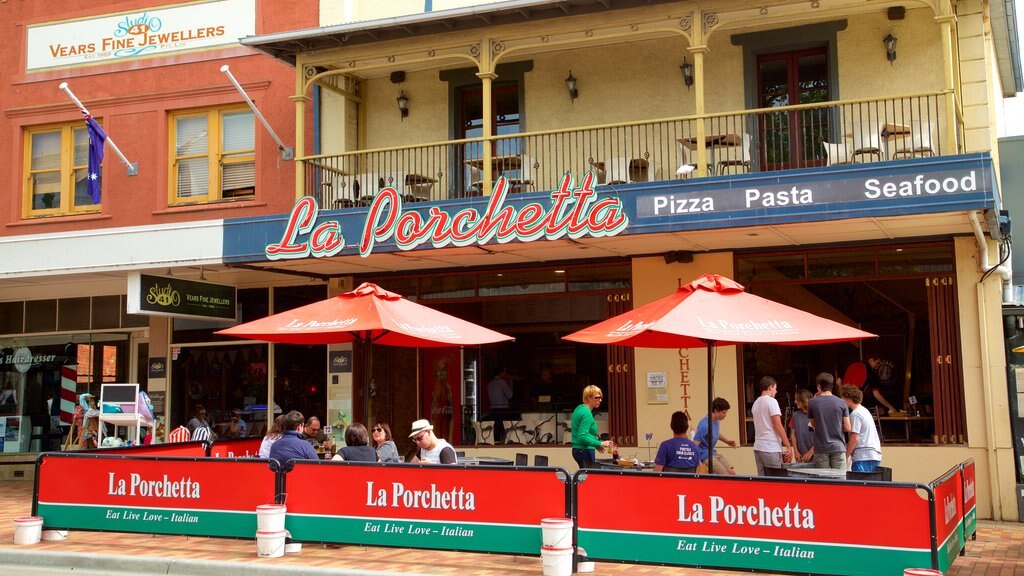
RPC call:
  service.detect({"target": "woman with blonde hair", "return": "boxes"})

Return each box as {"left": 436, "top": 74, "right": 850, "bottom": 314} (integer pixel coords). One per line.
{"left": 371, "top": 422, "right": 401, "bottom": 463}
{"left": 258, "top": 414, "right": 286, "bottom": 459}
{"left": 571, "top": 385, "right": 613, "bottom": 469}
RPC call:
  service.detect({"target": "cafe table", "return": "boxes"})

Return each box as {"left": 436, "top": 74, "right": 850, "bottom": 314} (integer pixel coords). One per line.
{"left": 678, "top": 134, "right": 742, "bottom": 174}
{"left": 460, "top": 456, "right": 514, "bottom": 466}
{"left": 784, "top": 466, "right": 847, "bottom": 479}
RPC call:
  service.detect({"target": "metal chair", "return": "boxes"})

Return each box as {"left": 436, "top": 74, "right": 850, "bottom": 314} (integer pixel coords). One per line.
{"left": 890, "top": 122, "right": 936, "bottom": 159}
{"left": 822, "top": 140, "right": 851, "bottom": 166}
{"left": 849, "top": 121, "right": 884, "bottom": 163}
{"left": 534, "top": 454, "right": 549, "bottom": 467}
{"left": 717, "top": 132, "right": 752, "bottom": 175}
{"left": 515, "top": 453, "right": 529, "bottom": 467}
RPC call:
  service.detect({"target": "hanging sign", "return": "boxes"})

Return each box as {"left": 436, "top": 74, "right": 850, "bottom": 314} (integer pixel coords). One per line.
{"left": 127, "top": 273, "right": 236, "bottom": 321}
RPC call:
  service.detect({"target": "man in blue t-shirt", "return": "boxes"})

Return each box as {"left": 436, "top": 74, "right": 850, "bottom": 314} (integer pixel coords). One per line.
{"left": 693, "top": 397, "right": 738, "bottom": 475}
{"left": 654, "top": 411, "right": 701, "bottom": 472}
{"left": 269, "top": 410, "right": 319, "bottom": 465}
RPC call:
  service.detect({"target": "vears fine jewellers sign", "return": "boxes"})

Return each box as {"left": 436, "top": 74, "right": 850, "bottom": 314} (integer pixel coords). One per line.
{"left": 26, "top": 0, "right": 255, "bottom": 72}
{"left": 127, "top": 273, "right": 236, "bottom": 321}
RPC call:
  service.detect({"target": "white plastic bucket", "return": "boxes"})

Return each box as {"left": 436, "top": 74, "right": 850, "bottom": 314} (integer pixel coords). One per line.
{"left": 904, "top": 570, "right": 943, "bottom": 576}
{"left": 256, "top": 529, "right": 286, "bottom": 558}
{"left": 13, "top": 517, "right": 43, "bottom": 545}
{"left": 256, "top": 504, "right": 286, "bottom": 532}
{"left": 540, "top": 546, "right": 573, "bottom": 576}
{"left": 283, "top": 529, "right": 301, "bottom": 554}
{"left": 540, "top": 517, "right": 573, "bottom": 548}
{"left": 41, "top": 530, "right": 69, "bottom": 541}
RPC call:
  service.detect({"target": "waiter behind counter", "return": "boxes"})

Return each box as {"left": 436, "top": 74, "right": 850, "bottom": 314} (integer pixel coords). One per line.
{"left": 482, "top": 367, "right": 587, "bottom": 444}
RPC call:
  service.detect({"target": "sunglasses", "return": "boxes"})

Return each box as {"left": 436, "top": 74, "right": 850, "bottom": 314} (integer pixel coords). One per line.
{"left": 594, "top": 396, "right": 603, "bottom": 400}
{"left": 372, "top": 427, "right": 384, "bottom": 433}
{"left": 412, "top": 433, "right": 427, "bottom": 443}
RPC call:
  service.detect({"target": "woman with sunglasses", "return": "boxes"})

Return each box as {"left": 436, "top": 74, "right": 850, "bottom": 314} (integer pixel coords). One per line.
{"left": 370, "top": 422, "right": 401, "bottom": 463}
{"left": 571, "top": 385, "right": 613, "bottom": 469}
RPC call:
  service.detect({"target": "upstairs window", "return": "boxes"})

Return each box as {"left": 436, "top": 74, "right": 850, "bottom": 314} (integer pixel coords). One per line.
{"left": 23, "top": 122, "right": 100, "bottom": 217}
{"left": 170, "top": 106, "right": 255, "bottom": 205}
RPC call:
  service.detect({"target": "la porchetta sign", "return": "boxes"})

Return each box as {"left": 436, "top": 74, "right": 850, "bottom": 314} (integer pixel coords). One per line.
{"left": 265, "top": 172, "right": 628, "bottom": 260}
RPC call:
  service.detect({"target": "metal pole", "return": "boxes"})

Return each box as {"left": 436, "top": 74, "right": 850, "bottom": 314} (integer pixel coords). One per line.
{"left": 57, "top": 82, "right": 138, "bottom": 176}
{"left": 220, "top": 65, "right": 294, "bottom": 160}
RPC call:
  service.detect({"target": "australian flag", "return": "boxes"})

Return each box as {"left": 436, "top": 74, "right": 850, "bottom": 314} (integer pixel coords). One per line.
{"left": 85, "top": 116, "right": 106, "bottom": 203}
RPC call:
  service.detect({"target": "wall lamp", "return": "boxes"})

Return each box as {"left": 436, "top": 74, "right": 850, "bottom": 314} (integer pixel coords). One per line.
{"left": 680, "top": 57, "right": 694, "bottom": 89}
{"left": 883, "top": 34, "right": 898, "bottom": 64}
{"left": 565, "top": 70, "right": 578, "bottom": 101}
{"left": 397, "top": 91, "right": 409, "bottom": 119}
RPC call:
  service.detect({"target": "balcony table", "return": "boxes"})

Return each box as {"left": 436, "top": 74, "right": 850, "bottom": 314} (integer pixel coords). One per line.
{"left": 678, "top": 134, "right": 742, "bottom": 174}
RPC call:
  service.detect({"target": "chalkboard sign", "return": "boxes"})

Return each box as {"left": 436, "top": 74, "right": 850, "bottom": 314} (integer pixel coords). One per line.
{"left": 101, "top": 384, "right": 138, "bottom": 404}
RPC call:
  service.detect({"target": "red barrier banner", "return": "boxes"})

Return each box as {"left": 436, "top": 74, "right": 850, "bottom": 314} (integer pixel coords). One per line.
{"left": 575, "top": 471, "right": 935, "bottom": 575}
{"left": 284, "top": 461, "right": 569, "bottom": 555}
{"left": 962, "top": 460, "right": 976, "bottom": 540}
{"left": 208, "top": 437, "right": 263, "bottom": 458}
{"left": 932, "top": 466, "right": 964, "bottom": 573}
{"left": 81, "top": 441, "right": 207, "bottom": 457}
{"left": 34, "top": 453, "right": 278, "bottom": 538}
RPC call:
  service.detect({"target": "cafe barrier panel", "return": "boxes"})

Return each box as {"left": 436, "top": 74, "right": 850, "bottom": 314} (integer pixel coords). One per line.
{"left": 32, "top": 453, "right": 280, "bottom": 538}
{"left": 932, "top": 463, "right": 966, "bottom": 573}
{"left": 961, "top": 458, "right": 977, "bottom": 542}
{"left": 282, "top": 460, "right": 572, "bottom": 555}
{"left": 208, "top": 437, "right": 264, "bottom": 458}
{"left": 573, "top": 469, "right": 937, "bottom": 576}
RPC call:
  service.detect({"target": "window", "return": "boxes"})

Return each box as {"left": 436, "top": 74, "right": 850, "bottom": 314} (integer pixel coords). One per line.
{"left": 170, "top": 106, "right": 255, "bottom": 204}
{"left": 735, "top": 243, "right": 962, "bottom": 445}
{"left": 23, "top": 122, "right": 99, "bottom": 216}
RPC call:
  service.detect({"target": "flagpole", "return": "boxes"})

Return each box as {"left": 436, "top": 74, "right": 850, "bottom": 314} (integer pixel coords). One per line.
{"left": 220, "top": 65, "right": 294, "bottom": 160}
{"left": 58, "top": 82, "right": 138, "bottom": 176}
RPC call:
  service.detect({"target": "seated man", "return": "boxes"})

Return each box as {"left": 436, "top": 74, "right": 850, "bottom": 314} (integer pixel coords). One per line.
{"left": 408, "top": 419, "right": 458, "bottom": 464}
{"left": 225, "top": 409, "right": 248, "bottom": 438}
{"left": 269, "top": 410, "right": 319, "bottom": 464}
{"left": 654, "top": 411, "right": 701, "bottom": 472}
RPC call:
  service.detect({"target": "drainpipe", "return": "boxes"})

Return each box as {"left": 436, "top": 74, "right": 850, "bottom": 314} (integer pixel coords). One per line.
{"left": 968, "top": 210, "right": 1009, "bottom": 520}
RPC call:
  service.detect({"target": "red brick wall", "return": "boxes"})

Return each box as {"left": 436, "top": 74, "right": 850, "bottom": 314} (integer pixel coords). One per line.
{"left": 0, "top": 0, "right": 317, "bottom": 235}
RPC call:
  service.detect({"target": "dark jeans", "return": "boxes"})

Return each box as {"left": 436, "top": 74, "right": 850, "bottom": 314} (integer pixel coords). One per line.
{"left": 572, "top": 448, "right": 596, "bottom": 469}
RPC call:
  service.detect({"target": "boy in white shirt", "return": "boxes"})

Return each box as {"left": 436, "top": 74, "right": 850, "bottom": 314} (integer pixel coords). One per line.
{"left": 840, "top": 385, "right": 883, "bottom": 472}
{"left": 751, "top": 376, "right": 793, "bottom": 475}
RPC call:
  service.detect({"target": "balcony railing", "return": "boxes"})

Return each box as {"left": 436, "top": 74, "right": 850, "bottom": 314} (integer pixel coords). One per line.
{"left": 301, "top": 91, "right": 953, "bottom": 208}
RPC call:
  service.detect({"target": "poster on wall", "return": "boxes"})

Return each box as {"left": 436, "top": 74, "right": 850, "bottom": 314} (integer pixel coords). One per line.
{"left": 3, "top": 416, "right": 21, "bottom": 453}
{"left": 421, "top": 349, "right": 460, "bottom": 442}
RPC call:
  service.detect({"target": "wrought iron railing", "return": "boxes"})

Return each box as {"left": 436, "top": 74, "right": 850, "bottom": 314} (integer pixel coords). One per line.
{"left": 301, "top": 91, "right": 952, "bottom": 207}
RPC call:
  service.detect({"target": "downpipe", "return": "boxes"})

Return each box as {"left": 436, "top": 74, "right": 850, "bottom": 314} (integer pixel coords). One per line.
{"left": 968, "top": 210, "right": 1009, "bottom": 520}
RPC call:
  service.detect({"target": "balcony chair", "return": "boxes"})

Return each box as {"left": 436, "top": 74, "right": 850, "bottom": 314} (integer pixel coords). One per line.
{"left": 717, "top": 133, "right": 752, "bottom": 175}
{"left": 507, "top": 155, "right": 536, "bottom": 193}
{"left": 822, "top": 140, "right": 852, "bottom": 166}
{"left": 848, "top": 121, "right": 884, "bottom": 163}
{"left": 890, "top": 122, "right": 936, "bottom": 159}
{"left": 534, "top": 454, "right": 550, "bottom": 467}
{"left": 603, "top": 157, "right": 633, "bottom": 185}
{"left": 515, "top": 453, "right": 529, "bottom": 467}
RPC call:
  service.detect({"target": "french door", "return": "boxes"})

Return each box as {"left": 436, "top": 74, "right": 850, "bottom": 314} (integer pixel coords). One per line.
{"left": 757, "top": 47, "right": 831, "bottom": 171}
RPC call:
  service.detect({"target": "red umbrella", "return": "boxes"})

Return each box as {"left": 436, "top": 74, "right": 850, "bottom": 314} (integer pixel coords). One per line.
{"left": 564, "top": 274, "right": 875, "bottom": 467}
{"left": 218, "top": 282, "right": 513, "bottom": 427}
{"left": 217, "top": 282, "right": 513, "bottom": 347}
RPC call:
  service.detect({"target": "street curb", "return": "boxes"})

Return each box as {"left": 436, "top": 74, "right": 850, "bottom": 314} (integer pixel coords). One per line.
{"left": 0, "top": 548, "right": 431, "bottom": 576}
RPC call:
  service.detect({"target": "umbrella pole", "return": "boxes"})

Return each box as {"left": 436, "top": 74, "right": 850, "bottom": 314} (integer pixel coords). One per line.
{"left": 705, "top": 340, "right": 714, "bottom": 476}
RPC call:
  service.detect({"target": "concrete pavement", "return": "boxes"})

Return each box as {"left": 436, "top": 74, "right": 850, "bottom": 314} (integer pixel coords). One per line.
{"left": 1, "top": 480, "right": 1021, "bottom": 575}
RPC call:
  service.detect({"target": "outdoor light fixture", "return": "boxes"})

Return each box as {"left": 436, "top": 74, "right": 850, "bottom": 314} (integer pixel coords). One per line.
{"left": 883, "top": 34, "right": 898, "bottom": 64}
{"left": 565, "top": 71, "right": 578, "bottom": 101}
{"left": 680, "top": 57, "right": 694, "bottom": 88}
{"left": 397, "top": 91, "right": 409, "bottom": 119}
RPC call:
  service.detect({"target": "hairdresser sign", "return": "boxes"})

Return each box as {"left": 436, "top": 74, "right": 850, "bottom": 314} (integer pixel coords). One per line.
{"left": 26, "top": 0, "right": 255, "bottom": 71}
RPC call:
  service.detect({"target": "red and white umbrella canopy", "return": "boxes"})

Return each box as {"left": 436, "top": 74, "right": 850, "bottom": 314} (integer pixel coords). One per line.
{"left": 565, "top": 274, "right": 875, "bottom": 347}
{"left": 217, "top": 282, "right": 513, "bottom": 348}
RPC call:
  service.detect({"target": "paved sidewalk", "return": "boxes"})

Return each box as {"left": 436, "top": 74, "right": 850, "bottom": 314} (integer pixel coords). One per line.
{"left": 1, "top": 480, "right": 1021, "bottom": 575}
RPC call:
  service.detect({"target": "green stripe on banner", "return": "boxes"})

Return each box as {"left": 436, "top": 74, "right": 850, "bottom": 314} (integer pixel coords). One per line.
{"left": 938, "top": 518, "right": 965, "bottom": 573}
{"left": 578, "top": 530, "right": 932, "bottom": 576}
{"left": 286, "top": 515, "right": 540, "bottom": 555}
{"left": 37, "top": 503, "right": 256, "bottom": 538}
{"left": 965, "top": 507, "right": 977, "bottom": 538}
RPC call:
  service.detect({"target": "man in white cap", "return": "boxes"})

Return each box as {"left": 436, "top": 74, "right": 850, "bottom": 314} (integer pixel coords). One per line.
{"left": 409, "top": 419, "right": 458, "bottom": 464}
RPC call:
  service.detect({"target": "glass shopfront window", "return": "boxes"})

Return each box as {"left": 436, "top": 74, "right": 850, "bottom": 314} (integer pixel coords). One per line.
{"left": 0, "top": 334, "right": 131, "bottom": 453}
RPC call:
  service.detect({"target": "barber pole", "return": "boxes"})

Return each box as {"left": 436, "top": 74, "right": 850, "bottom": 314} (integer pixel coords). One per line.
{"left": 60, "top": 364, "right": 77, "bottom": 426}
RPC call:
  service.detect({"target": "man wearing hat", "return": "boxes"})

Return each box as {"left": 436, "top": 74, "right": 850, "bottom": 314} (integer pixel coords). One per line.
{"left": 409, "top": 419, "right": 457, "bottom": 464}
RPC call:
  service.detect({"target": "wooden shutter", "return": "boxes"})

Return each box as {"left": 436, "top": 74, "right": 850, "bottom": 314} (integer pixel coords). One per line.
{"left": 606, "top": 292, "right": 637, "bottom": 446}
{"left": 926, "top": 275, "right": 966, "bottom": 444}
